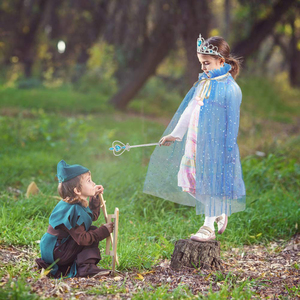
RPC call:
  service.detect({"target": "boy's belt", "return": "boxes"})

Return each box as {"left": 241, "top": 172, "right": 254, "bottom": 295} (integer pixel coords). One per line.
{"left": 47, "top": 225, "right": 69, "bottom": 238}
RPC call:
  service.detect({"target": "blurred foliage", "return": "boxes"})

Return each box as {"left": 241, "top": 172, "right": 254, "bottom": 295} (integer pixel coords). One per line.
{"left": 0, "top": 0, "right": 299, "bottom": 94}
{"left": 76, "top": 42, "right": 118, "bottom": 94}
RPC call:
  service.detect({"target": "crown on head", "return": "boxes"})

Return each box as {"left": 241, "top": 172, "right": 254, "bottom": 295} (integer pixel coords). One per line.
{"left": 197, "top": 34, "right": 223, "bottom": 58}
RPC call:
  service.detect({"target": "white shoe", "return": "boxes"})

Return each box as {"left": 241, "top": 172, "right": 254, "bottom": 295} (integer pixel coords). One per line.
{"left": 215, "top": 214, "right": 228, "bottom": 234}
{"left": 191, "top": 226, "right": 216, "bottom": 242}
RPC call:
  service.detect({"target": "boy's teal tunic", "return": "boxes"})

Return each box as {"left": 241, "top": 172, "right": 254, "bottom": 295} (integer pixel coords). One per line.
{"left": 40, "top": 200, "right": 93, "bottom": 277}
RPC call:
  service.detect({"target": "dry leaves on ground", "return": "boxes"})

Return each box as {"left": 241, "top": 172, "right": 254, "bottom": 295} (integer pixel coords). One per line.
{"left": 1, "top": 234, "right": 299, "bottom": 299}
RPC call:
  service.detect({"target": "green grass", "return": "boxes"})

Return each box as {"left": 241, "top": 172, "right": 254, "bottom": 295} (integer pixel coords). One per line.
{"left": 238, "top": 76, "right": 298, "bottom": 122}
{"left": 0, "top": 280, "right": 40, "bottom": 300}
{"left": 1, "top": 111, "right": 299, "bottom": 260}
{"left": 132, "top": 285, "right": 195, "bottom": 299}
{"left": 0, "top": 85, "right": 113, "bottom": 114}
{"left": 1, "top": 74, "right": 300, "bottom": 119}
{"left": 199, "top": 272, "right": 257, "bottom": 299}
{"left": 0, "top": 75, "right": 300, "bottom": 298}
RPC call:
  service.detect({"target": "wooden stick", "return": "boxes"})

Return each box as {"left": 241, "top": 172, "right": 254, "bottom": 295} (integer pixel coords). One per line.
{"left": 106, "top": 214, "right": 112, "bottom": 255}
{"left": 112, "top": 207, "right": 119, "bottom": 274}
{"left": 99, "top": 194, "right": 119, "bottom": 267}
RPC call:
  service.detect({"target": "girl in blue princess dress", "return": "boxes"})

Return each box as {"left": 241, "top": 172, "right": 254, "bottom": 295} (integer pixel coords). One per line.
{"left": 144, "top": 34, "right": 246, "bottom": 242}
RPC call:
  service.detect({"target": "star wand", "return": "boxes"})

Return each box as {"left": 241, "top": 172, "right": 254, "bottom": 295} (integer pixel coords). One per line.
{"left": 109, "top": 140, "right": 160, "bottom": 156}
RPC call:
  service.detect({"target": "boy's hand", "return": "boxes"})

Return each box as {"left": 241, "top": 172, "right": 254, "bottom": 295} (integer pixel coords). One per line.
{"left": 94, "top": 185, "right": 104, "bottom": 196}
{"left": 104, "top": 222, "right": 114, "bottom": 233}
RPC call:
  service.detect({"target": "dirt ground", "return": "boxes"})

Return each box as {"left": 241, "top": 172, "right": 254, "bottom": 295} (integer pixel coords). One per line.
{"left": 1, "top": 234, "right": 299, "bottom": 299}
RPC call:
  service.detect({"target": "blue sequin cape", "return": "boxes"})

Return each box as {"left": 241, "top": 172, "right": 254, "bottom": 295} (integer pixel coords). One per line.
{"left": 143, "top": 63, "right": 246, "bottom": 216}
{"left": 40, "top": 200, "right": 93, "bottom": 277}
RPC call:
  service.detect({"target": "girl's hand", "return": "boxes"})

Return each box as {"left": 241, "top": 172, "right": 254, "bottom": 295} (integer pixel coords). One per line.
{"left": 195, "top": 96, "right": 204, "bottom": 106}
{"left": 94, "top": 185, "right": 104, "bottom": 196}
{"left": 159, "top": 135, "right": 177, "bottom": 146}
{"left": 104, "top": 222, "right": 114, "bottom": 233}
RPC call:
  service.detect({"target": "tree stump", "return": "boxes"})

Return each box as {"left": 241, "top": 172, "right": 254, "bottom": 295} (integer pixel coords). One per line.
{"left": 170, "top": 239, "right": 223, "bottom": 271}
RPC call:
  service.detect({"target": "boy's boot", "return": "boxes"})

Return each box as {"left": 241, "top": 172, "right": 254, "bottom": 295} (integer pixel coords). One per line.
{"left": 76, "top": 242, "right": 109, "bottom": 277}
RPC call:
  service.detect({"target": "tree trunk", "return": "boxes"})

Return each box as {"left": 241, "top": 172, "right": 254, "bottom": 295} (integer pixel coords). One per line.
{"left": 110, "top": 32, "right": 174, "bottom": 109}
{"left": 109, "top": 0, "right": 175, "bottom": 109}
{"left": 232, "top": 0, "right": 298, "bottom": 59}
{"left": 170, "top": 239, "right": 223, "bottom": 271}
{"left": 224, "top": 0, "right": 231, "bottom": 40}
{"left": 177, "top": 0, "right": 211, "bottom": 86}
{"left": 14, "top": 0, "right": 50, "bottom": 77}
{"left": 289, "top": 11, "right": 300, "bottom": 87}
{"left": 105, "top": 0, "right": 151, "bottom": 83}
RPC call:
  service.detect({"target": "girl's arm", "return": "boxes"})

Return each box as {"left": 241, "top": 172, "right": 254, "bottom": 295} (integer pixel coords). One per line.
{"left": 160, "top": 85, "right": 197, "bottom": 145}
{"left": 170, "top": 99, "right": 198, "bottom": 141}
{"left": 225, "top": 83, "right": 242, "bottom": 163}
{"left": 169, "top": 81, "right": 204, "bottom": 141}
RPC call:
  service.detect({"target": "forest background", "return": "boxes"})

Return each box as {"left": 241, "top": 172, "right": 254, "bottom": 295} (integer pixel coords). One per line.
{"left": 0, "top": 0, "right": 300, "bottom": 299}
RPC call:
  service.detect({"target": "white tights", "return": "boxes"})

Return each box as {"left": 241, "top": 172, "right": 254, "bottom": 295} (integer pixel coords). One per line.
{"left": 204, "top": 216, "right": 216, "bottom": 231}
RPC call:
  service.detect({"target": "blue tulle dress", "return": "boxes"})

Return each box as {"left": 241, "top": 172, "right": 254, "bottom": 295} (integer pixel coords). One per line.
{"left": 143, "top": 63, "right": 246, "bottom": 217}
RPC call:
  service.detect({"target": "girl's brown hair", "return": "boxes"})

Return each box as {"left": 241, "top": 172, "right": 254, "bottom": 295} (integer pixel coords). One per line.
{"left": 205, "top": 36, "right": 241, "bottom": 79}
{"left": 57, "top": 171, "right": 90, "bottom": 207}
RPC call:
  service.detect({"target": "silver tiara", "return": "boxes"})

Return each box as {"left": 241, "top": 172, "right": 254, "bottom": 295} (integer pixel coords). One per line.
{"left": 197, "top": 34, "right": 223, "bottom": 58}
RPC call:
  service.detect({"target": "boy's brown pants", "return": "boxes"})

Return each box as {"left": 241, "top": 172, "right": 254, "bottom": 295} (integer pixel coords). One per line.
{"left": 36, "top": 226, "right": 103, "bottom": 277}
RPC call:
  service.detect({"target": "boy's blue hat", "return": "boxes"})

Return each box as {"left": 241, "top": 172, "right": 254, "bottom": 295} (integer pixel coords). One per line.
{"left": 56, "top": 160, "right": 89, "bottom": 183}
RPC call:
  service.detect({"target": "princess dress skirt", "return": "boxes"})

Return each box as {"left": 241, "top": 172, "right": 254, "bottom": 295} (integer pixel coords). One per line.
{"left": 178, "top": 102, "right": 200, "bottom": 195}
{"left": 143, "top": 63, "right": 246, "bottom": 217}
